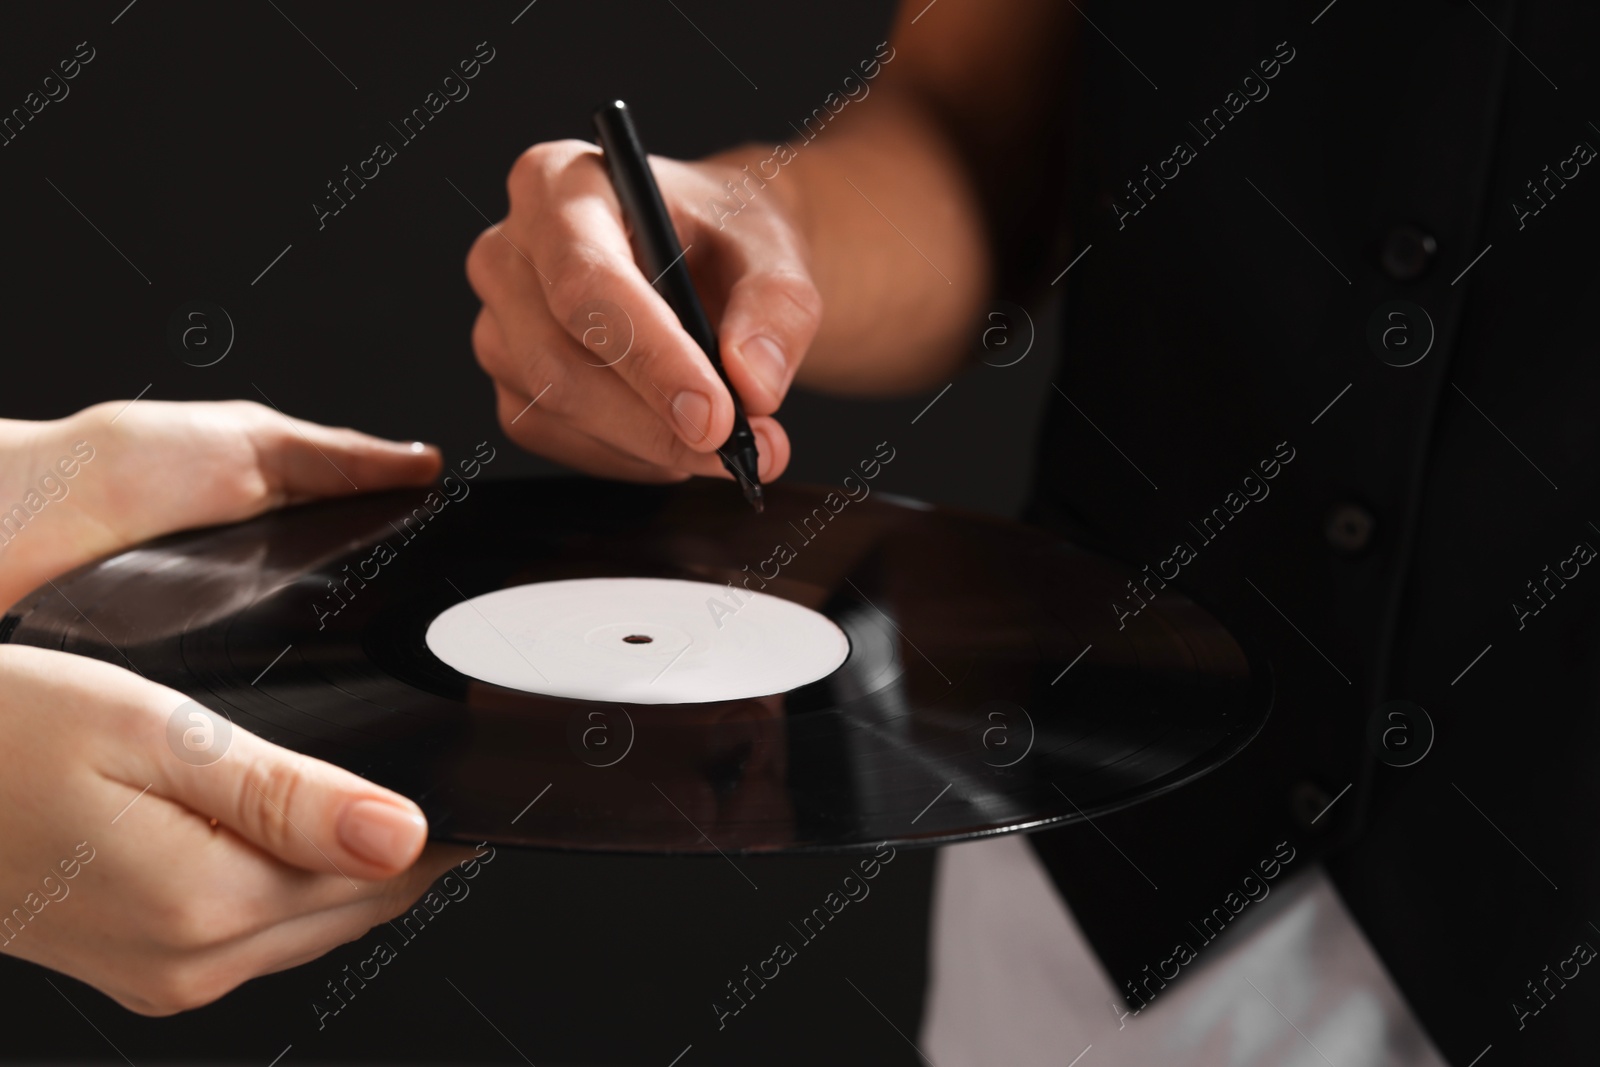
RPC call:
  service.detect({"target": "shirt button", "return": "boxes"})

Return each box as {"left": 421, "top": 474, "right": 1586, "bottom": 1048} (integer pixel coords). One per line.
{"left": 1380, "top": 225, "right": 1437, "bottom": 281}
{"left": 1326, "top": 503, "right": 1376, "bottom": 554}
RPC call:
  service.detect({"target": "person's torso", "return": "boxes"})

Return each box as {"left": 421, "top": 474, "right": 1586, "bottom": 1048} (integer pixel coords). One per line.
{"left": 1026, "top": 3, "right": 1600, "bottom": 1062}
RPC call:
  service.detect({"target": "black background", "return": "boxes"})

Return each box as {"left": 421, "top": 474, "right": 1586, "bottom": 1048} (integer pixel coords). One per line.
{"left": 0, "top": 2, "right": 1063, "bottom": 1064}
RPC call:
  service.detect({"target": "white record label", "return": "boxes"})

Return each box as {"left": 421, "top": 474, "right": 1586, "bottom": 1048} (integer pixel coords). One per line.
{"left": 424, "top": 576, "right": 850, "bottom": 704}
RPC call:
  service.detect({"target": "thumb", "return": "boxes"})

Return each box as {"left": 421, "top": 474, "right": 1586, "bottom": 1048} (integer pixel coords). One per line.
{"left": 245, "top": 405, "right": 444, "bottom": 503}
{"left": 154, "top": 706, "right": 430, "bottom": 880}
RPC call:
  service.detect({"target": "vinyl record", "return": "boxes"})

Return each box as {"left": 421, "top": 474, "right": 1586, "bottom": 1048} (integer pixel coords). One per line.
{"left": 0, "top": 477, "right": 1270, "bottom": 855}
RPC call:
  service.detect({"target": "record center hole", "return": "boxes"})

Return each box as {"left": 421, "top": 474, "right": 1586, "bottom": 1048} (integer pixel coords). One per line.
{"left": 622, "top": 634, "right": 654, "bottom": 644}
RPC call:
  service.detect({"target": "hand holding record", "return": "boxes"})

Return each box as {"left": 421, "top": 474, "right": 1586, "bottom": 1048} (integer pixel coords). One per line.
{"left": 0, "top": 644, "right": 470, "bottom": 1015}
{"left": 0, "top": 399, "right": 469, "bottom": 1013}
{"left": 0, "top": 398, "right": 443, "bottom": 611}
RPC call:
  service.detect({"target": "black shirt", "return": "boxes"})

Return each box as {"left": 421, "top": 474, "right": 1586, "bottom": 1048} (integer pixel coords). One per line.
{"left": 1025, "top": 1, "right": 1600, "bottom": 1062}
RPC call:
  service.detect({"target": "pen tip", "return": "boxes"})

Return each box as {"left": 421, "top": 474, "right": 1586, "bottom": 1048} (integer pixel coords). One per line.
{"left": 729, "top": 443, "right": 763, "bottom": 513}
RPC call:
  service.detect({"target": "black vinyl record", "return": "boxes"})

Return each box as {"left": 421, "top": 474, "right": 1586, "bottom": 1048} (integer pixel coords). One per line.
{"left": 0, "top": 477, "right": 1270, "bottom": 855}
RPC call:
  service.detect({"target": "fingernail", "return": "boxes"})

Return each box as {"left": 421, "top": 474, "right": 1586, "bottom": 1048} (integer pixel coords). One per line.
{"left": 671, "top": 391, "right": 712, "bottom": 442}
{"left": 408, "top": 441, "right": 427, "bottom": 454}
{"left": 741, "top": 336, "right": 788, "bottom": 398}
{"left": 338, "top": 798, "right": 426, "bottom": 868}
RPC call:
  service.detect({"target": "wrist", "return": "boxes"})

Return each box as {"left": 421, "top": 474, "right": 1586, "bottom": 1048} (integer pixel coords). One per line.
{"left": 0, "top": 415, "right": 57, "bottom": 523}
{"left": 0, "top": 410, "right": 107, "bottom": 611}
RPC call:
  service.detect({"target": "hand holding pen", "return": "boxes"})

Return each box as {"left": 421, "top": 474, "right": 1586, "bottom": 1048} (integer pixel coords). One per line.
{"left": 593, "top": 99, "right": 764, "bottom": 511}
{"left": 466, "top": 101, "right": 821, "bottom": 494}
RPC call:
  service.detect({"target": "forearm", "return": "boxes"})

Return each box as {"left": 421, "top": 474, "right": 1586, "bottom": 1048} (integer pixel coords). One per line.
{"left": 711, "top": 87, "right": 994, "bottom": 396}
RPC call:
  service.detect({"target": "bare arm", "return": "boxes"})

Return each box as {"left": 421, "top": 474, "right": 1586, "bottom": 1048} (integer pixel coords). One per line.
{"left": 756, "top": 0, "right": 1073, "bottom": 393}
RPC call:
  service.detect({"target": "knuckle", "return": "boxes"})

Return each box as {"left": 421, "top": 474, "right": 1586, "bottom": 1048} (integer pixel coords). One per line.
{"left": 124, "top": 995, "right": 181, "bottom": 1018}
{"left": 470, "top": 310, "right": 505, "bottom": 373}
{"left": 114, "top": 688, "right": 168, "bottom": 752}
{"left": 623, "top": 336, "right": 689, "bottom": 396}
{"left": 543, "top": 243, "right": 617, "bottom": 321}
{"left": 149, "top": 895, "right": 241, "bottom": 952}
{"left": 115, "top": 992, "right": 166, "bottom": 1017}
{"left": 507, "top": 138, "right": 594, "bottom": 201}
{"left": 465, "top": 226, "right": 516, "bottom": 302}
{"left": 464, "top": 229, "right": 495, "bottom": 299}
{"left": 494, "top": 388, "right": 531, "bottom": 438}
{"left": 776, "top": 273, "right": 825, "bottom": 331}
{"left": 506, "top": 145, "right": 553, "bottom": 199}
{"left": 496, "top": 386, "right": 556, "bottom": 441}
{"left": 641, "top": 409, "right": 694, "bottom": 467}
{"left": 213, "top": 399, "right": 275, "bottom": 436}
{"left": 227, "top": 398, "right": 273, "bottom": 419}
{"left": 80, "top": 399, "right": 125, "bottom": 425}
{"left": 217, "top": 402, "right": 290, "bottom": 457}
{"left": 237, "top": 758, "right": 304, "bottom": 860}
{"left": 144, "top": 961, "right": 227, "bottom": 1015}
{"left": 749, "top": 269, "right": 824, "bottom": 338}
{"left": 485, "top": 339, "right": 566, "bottom": 421}
{"left": 529, "top": 375, "right": 568, "bottom": 419}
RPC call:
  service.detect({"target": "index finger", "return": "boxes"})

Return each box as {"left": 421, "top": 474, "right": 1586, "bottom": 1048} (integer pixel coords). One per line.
{"left": 504, "top": 143, "right": 736, "bottom": 453}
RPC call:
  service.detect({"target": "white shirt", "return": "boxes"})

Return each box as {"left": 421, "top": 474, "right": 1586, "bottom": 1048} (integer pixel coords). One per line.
{"left": 922, "top": 832, "right": 1449, "bottom": 1067}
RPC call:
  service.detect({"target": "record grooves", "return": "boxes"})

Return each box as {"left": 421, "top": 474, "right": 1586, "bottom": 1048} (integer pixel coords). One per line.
{"left": 1, "top": 478, "right": 1270, "bottom": 855}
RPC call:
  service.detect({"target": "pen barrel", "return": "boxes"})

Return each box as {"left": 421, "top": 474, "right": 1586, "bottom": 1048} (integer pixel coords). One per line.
{"left": 591, "top": 100, "right": 730, "bottom": 381}
{"left": 593, "top": 97, "right": 758, "bottom": 502}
